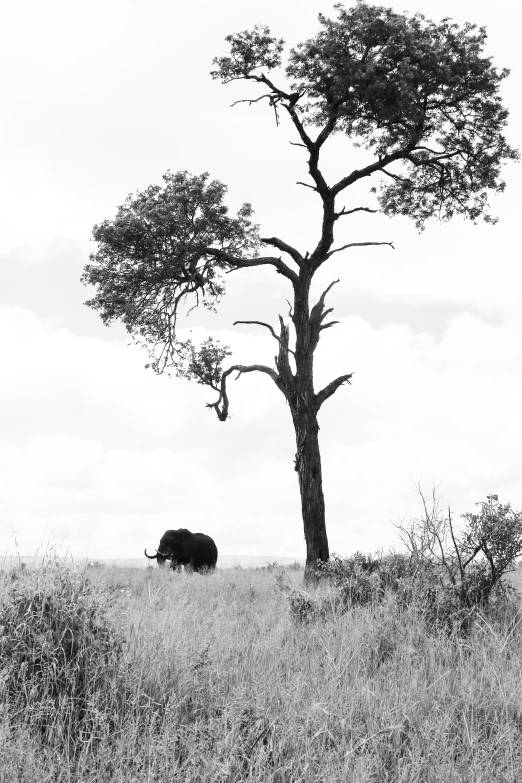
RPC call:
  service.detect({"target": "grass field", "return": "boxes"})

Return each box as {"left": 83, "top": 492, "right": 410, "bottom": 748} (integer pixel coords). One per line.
{"left": 1, "top": 561, "right": 522, "bottom": 782}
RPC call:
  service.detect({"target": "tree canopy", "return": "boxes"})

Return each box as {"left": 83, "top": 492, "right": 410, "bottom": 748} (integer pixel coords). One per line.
{"left": 84, "top": 171, "right": 261, "bottom": 374}
{"left": 213, "top": 2, "right": 516, "bottom": 230}
{"left": 84, "top": 2, "right": 517, "bottom": 389}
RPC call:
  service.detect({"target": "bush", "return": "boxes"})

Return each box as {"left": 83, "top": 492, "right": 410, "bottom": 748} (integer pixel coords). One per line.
{"left": 288, "top": 591, "right": 319, "bottom": 623}
{"left": 396, "top": 491, "right": 522, "bottom": 627}
{"left": 0, "top": 561, "right": 125, "bottom": 750}
{"left": 305, "top": 494, "right": 522, "bottom": 634}
{"left": 315, "top": 551, "right": 416, "bottom": 608}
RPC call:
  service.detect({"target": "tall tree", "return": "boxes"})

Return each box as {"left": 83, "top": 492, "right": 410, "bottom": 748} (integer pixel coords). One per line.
{"left": 83, "top": 2, "right": 517, "bottom": 580}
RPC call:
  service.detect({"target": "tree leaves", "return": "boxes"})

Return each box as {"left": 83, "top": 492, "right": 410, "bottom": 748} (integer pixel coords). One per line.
{"left": 82, "top": 171, "right": 259, "bottom": 374}
{"left": 211, "top": 25, "right": 284, "bottom": 82}
{"left": 286, "top": 2, "right": 518, "bottom": 227}
{"left": 213, "top": 1, "right": 518, "bottom": 229}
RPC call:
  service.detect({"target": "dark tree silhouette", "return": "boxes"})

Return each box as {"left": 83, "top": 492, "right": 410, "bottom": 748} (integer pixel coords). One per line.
{"left": 82, "top": 2, "right": 517, "bottom": 580}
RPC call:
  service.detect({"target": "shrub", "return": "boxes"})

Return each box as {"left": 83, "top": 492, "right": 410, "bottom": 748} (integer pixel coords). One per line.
{"left": 397, "top": 491, "right": 522, "bottom": 625}
{"left": 0, "top": 561, "right": 125, "bottom": 750}
{"left": 288, "top": 591, "right": 319, "bottom": 623}
{"left": 315, "top": 551, "right": 416, "bottom": 609}
{"left": 306, "top": 493, "right": 522, "bottom": 633}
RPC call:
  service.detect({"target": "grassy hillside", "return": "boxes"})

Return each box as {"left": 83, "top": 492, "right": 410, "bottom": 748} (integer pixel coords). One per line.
{"left": 1, "top": 561, "right": 522, "bottom": 781}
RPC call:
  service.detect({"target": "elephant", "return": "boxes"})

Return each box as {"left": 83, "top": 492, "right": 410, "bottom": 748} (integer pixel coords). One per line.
{"left": 144, "top": 529, "right": 218, "bottom": 572}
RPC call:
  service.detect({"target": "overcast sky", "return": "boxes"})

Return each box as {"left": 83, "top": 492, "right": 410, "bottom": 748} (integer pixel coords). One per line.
{"left": 1, "top": 0, "right": 520, "bottom": 561}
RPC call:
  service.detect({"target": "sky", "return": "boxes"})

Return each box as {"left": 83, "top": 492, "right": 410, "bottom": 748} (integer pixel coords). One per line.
{"left": 1, "top": 0, "right": 521, "bottom": 561}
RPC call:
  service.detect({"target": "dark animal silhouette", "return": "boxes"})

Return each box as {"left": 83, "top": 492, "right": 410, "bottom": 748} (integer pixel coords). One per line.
{"left": 144, "top": 529, "right": 218, "bottom": 572}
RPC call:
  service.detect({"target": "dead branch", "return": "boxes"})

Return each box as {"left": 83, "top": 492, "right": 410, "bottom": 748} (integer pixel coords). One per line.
{"left": 325, "top": 241, "right": 394, "bottom": 260}
{"left": 260, "top": 236, "right": 304, "bottom": 267}
{"left": 310, "top": 280, "right": 339, "bottom": 325}
{"left": 320, "top": 320, "right": 340, "bottom": 331}
{"left": 335, "top": 206, "right": 379, "bottom": 219}
{"left": 233, "top": 320, "right": 295, "bottom": 356}
{"left": 209, "top": 249, "right": 299, "bottom": 285}
{"left": 207, "top": 363, "right": 282, "bottom": 421}
{"left": 297, "top": 181, "right": 318, "bottom": 191}
{"left": 314, "top": 373, "right": 353, "bottom": 411}
{"left": 231, "top": 93, "right": 274, "bottom": 108}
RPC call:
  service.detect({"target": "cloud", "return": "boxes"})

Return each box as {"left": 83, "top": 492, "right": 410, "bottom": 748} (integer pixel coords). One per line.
{"left": 1, "top": 303, "right": 521, "bottom": 561}
{"left": 0, "top": 306, "right": 297, "bottom": 557}
{"left": 1, "top": 0, "right": 520, "bottom": 562}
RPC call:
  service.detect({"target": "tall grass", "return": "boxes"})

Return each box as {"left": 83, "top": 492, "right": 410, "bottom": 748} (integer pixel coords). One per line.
{"left": 1, "top": 561, "right": 522, "bottom": 781}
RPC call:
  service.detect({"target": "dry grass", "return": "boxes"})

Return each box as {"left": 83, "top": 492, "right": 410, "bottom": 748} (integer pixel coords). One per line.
{"left": 1, "top": 560, "right": 522, "bottom": 782}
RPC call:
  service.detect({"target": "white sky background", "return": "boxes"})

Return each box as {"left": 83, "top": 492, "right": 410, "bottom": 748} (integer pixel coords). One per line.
{"left": 0, "top": 0, "right": 520, "bottom": 560}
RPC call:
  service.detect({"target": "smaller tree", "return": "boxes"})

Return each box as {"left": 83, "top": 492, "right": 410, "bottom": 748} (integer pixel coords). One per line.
{"left": 396, "top": 488, "right": 522, "bottom": 611}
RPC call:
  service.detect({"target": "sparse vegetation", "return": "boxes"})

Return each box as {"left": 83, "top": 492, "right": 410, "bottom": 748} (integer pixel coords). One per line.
{"left": 287, "top": 493, "right": 522, "bottom": 637}
{"left": 0, "top": 562, "right": 125, "bottom": 754}
{"left": 1, "top": 534, "right": 522, "bottom": 781}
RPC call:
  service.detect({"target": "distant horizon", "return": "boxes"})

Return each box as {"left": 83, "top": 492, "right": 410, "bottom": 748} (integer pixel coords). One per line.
{"left": 0, "top": 553, "right": 307, "bottom": 569}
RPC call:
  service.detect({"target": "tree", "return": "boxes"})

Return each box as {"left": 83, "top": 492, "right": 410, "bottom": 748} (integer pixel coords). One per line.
{"left": 82, "top": 2, "right": 517, "bottom": 580}
{"left": 396, "top": 489, "right": 522, "bottom": 616}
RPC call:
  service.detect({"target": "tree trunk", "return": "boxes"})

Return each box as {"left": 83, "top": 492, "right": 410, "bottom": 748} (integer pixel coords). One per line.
{"left": 294, "top": 407, "right": 329, "bottom": 581}
{"left": 289, "top": 270, "right": 330, "bottom": 582}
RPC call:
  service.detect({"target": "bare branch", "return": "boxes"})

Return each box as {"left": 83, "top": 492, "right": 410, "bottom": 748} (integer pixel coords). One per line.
{"left": 461, "top": 544, "right": 483, "bottom": 570}
{"left": 207, "top": 363, "right": 283, "bottom": 421}
{"left": 230, "top": 93, "right": 273, "bottom": 108}
{"left": 448, "top": 506, "right": 465, "bottom": 583}
{"left": 310, "top": 279, "right": 339, "bottom": 322}
{"left": 331, "top": 140, "right": 422, "bottom": 196}
{"left": 315, "top": 373, "right": 354, "bottom": 411}
{"left": 233, "top": 70, "right": 317, "bottom": 152}
{"left": 320, "top": 320, "right": 340, "bottom": 331}
{"left": 335, "top": 206, "right": 379, "bottom": 219}
{"left": 275, "top": 316, "right": 295, "bottom": 388}
{"left": 297, "top": 181, "right": 318, "bottom": 192}
{"left": 233, "top": 319, "right": 278, "bottom": 337}
{"left": 320, "top": 279, "right": 339, "bottom": 299}
{"left": 325, "top": 241, "right": 394, "bottom": 260}
{"left": 381, "top": 168, "right": 408, "bottom": 182}
{"left": 233, "top": 320, "right": 295, "bottom": 356}
{"left": 290, "top": 141, "right": 308, "bottom": 149}
{"left": 207, "top": 248, "right": 299, "bottom": 286}
{"left": 308, "top": 280, "right": 341, "bottom": 351}
{"left": 233, "top": 364, "right": 279, "bottom": 381}
{"left": 260, "top": 236, "right": 304, "bottom": 267}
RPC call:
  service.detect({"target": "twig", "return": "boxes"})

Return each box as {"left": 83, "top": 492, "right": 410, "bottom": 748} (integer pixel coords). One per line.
{"left": 297, "top": 181, "right": 318, "bottom": 191}
{"left": 231, "top": 93, "right": 274, "bottom": 108}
